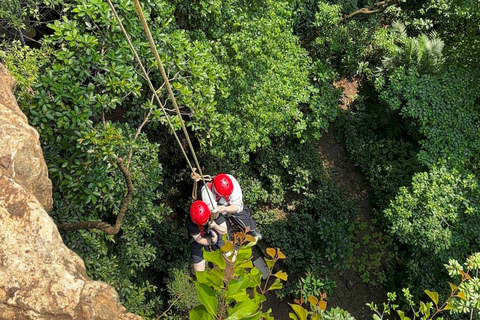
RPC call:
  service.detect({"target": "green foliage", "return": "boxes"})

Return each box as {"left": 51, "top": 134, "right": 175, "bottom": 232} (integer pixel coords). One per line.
{"left": 369, "top": 254, "right": 480, "bottom": 320}
{"left": 0, "top": 40, "right": 51, "bottom": 105}
{"left": 384, "top": 166, "right": 480, "bottom": 291}
{"left": 166, "top": 267, "right": 200, "bottom": 312}
{"left": 336, "top": 109, "right": 423, "bottom": 209}
{"left": 292, "top": 269, "right": 337, "bottom": 301}
{"left": 388, "top": 0, "right": 480, "bottom": 68}
{"left": 0, "top": 0, "right": 60, "bottom": 34}
{"left": 257, "top": 179, "right": 355, "bottom": 300}
{"left": 378, "top": 66, "right": 480, "bottom": 167}
{"left": 289, "top": 294, "right": 355, "bottom": 320}
{"left": 322, "top": 307, "right": 356, "bottom": 320}
{"left": 348, "top": 218, "right": 394, "bottom": 287}
{"left": 171, "top": 0, "right": 338, "bottom": 162}
{"left": 190, "top": 234, "right": 287, "bottom": 320}
{"left": 376, "top": 21, "right": 445, "bottom": 76}
{"left": 304, "top": 0, "right": 383, "bottom": 76}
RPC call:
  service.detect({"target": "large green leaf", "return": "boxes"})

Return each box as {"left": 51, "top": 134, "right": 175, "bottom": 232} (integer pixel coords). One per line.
{"left": 241, "top": 311, "right": 262, "bottom": 320}
{"left": 227, "top": 275, "right": 250, "bottom": 297}
{"left": 226, "top": 299, "right": 259, "bottom": 320}
{"left": 197, "top": 270, "right": 223, "bottom": 289}
{"left": 228, "top": 289, "right": 249, "bottom": 302}
{"left": 189, "top": 305, "right": 215, "bottom": 320}
{"left": 203, "top": 248, "right": 226, "bottom": 269}
{"left": 194, "top": 282, "right": 218, "bottom": 315}
{"left": 235, "top": 246, "right": 253, "bottom": 265}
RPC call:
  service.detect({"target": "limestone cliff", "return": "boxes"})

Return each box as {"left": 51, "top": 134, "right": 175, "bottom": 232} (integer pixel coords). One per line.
{"left": 0, "top": 64, "right": 142, "bottom": 320}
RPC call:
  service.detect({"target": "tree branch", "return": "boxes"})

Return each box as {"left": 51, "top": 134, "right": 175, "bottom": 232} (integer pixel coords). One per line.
{"left": 344, "top": 0, "right": 401, "bottom": 19}
{"left": 301, "top": 0, "right": 403, "bottom": 47}
{"left": 57, "top": 157, "right": 134, "bottom": 234}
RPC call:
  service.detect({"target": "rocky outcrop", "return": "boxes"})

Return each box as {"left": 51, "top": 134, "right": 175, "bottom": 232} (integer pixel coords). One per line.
{"left": 0, "top": 64, "right": 142, "bottom": 320}
{"left": 0, "top": 64, "right": 52, "bottom": 211}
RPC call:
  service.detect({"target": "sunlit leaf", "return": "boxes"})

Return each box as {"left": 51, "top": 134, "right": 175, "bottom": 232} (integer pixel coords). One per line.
{"left": 397, "top": 310, "right": 411, "bottom": 320}
{"left": 237, "top": 260, "right": 254, "bottom": 269}
{"left": 194, "top": 282, "right": 218, "bottom": 315}
{"left": 262, "top": 310, "right": 274, "bottom": 320}
{"left": 196, "top": 271, "right": 223, "bottom": 289}
{"left": 248, "top": 267, "right": 262, "bottom": 287}
{"left": 308, "top": 295, "right": 318, "bottom": 306}
{"left": 267, "top": 278, "right": 283, "bottom": 291}
{"left": 289, "top": 313, "right": 299, "bottom": 320}
{"left": 265, "top": 258, "right": 274, "bottom": 269}
{"left": 318, "top": 300, "right": 327, "bottom": 311}
{"left": 448, "top": 282, "right": 458, "bottom": 293}
{"left": 288, "top": 303, "right": 308, "bottom": 320}
{"left": 245, "top": 234, "right": 256, "bottom": 242}
{"left": 226, "top": 299, "right": 258, "bottom": 320}
{"left": 274, "top": 270, "right": 287, "bottom": 281}
{"left": 227, "top": 275, "right": 250, "bottom": 298}
{"left": 419, "top": 301, "right": 430, "bottom": 318}
{"left": 189, "top": 305, "right": 215, "bottom": 320}
{"left": 241, "top": 311, "right": 262, "bottom": 320}
{"left": 221, "top": 241, "right": 234, "bottom": 252}
{"left": 277, "top": 248, "right": 286, "bottom": 259}
{"left": 203, "top": 249, "right": 225, "bottom": 269}
{"left": 425, "top": 290, "right": 439, "bottom": 306}
{"left": 443, "top": 302, "right": 456, "bottom": 310}
{"left": 456, "top": 291, "right": 467, "bottom": 301}
{"left": 266, "top": 248, "right": 276, "bottom": 258}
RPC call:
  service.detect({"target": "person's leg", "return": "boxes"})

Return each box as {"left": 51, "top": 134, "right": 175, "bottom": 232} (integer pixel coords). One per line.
{"left": 230, "top": 207, "right": 261, "bottom": 240}
{"left": 191, "top": 242, "right": 206, "bottom": 272}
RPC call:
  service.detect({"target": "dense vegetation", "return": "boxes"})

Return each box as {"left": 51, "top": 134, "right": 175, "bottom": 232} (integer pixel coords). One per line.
{"left": 1, "top": 0, "right": 479, "bottom": 319}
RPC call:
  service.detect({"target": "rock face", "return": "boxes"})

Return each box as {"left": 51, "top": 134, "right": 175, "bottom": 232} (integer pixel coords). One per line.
{"left": 0, "top": 64, "right": 142, "bottom": 320}
{"left": 0, "top": 63, "right": 52, "bottom": 211}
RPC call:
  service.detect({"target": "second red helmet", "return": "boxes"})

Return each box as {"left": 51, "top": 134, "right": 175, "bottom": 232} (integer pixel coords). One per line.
{"left": 190, "top": 200, "right": 210, "bottom": 225}
{"left": 213, "top": 173, "right": 233, "bottom": 197}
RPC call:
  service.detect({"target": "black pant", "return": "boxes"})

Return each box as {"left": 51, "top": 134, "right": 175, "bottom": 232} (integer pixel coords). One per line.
{"left": 229, "top": 206, "right": 257, "bottom": 232}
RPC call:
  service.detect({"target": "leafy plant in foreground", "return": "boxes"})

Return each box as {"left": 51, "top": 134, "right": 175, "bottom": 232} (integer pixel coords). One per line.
{"left": 190, "top": 232, "right": 287, "bottom": 320}
{"left": 368, "top": 253, "right": 480, "bottom": 320}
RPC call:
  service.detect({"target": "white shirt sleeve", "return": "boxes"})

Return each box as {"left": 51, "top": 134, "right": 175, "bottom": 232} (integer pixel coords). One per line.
{"left": 227, "top": 174, "right": 243, "bottom": 213}
{"left": 201, "top": 185, "right": 218, "bottom": 211}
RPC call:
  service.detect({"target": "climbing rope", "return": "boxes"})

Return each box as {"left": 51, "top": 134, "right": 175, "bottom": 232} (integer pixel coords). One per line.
{"left": 105, "top": 0, "right": 216, "bottom": 213}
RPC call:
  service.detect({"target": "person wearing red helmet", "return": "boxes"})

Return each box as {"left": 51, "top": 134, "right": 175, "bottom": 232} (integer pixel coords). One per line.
{"left": 185, "top": 200, "right": 228, "bottom": 272}
{"left": 201, "top": 173, "right": 262, "bottom": 242}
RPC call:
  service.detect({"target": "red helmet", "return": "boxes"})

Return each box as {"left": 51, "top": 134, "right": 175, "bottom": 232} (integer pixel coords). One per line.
{"left": 190, "top": 200, "right": 210, "bottom": 225}
{"left": 213, "top": 173, "right": 233, "bottom": 197}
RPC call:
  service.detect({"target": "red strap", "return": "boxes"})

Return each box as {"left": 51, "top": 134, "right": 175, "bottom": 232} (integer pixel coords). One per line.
{"left": 198, "top": 224, "right": 205, "bottom": 237}
{"left": 208, "top": 181, "right": 230, "bottom": 204}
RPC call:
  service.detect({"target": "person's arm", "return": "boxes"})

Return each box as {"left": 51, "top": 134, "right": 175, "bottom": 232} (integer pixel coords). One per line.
{"left": 191, "top": 232, "right": 218, "bottom": 246}
{"left": 210, "top": 220, "right": 228, "bottom": 235}
{"left": 216, "top": 204, "right": 239, "bottom": 215}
